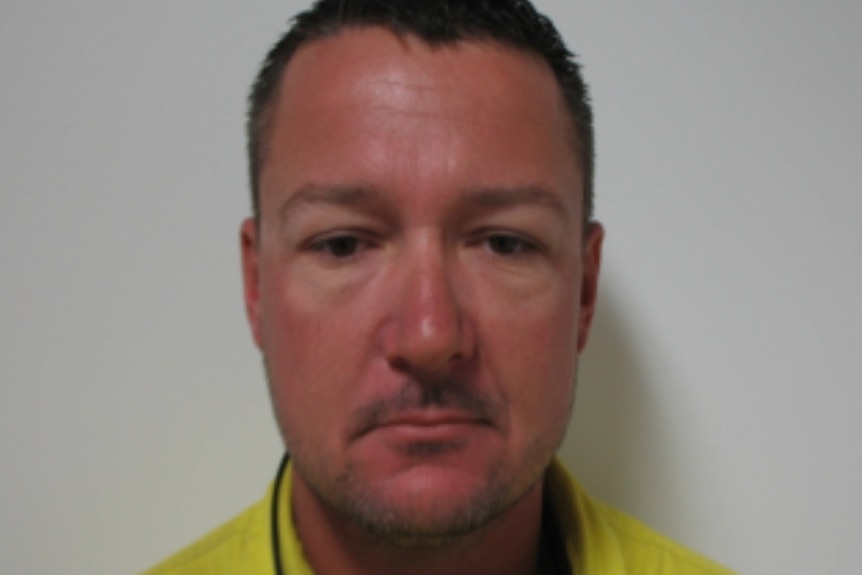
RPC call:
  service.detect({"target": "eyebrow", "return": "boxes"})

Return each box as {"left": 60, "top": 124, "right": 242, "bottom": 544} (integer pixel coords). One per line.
{"left": 276, "top": 182, "right": 573, "bottom": 227}
{"left": 459, "top": 185, "right": 572, "bottom": 220}
{"left": 277, "top": 183, "right": 388, "bottom": 227}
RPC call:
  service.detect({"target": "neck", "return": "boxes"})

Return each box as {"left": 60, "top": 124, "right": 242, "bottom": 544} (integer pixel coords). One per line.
{"left": 291, "top": 476, "right": 545, "bottom": 575}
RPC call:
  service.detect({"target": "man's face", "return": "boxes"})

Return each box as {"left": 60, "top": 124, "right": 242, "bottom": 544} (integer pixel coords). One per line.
{"left": 242, "top": 28, "right": 602, "bottom": 542}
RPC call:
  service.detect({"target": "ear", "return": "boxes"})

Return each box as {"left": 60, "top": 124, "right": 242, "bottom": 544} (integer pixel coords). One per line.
{"left": 240, "top": 218, "right": 263, "bottom": 349}
{"left": 577, "top": 221, "right": 604, "bottom": 354}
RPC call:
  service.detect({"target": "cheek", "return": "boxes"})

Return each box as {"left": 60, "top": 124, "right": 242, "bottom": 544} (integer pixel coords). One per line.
{"left": 478, "top": 281, "right": 580, "bottom": 431}
{"left": 257, "top": 268, "right": 364, "bottom": 432}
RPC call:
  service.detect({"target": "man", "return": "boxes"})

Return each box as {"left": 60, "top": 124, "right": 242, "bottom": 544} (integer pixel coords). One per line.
{"left": 145, "top": 1, "right": 734, "bottom": 573}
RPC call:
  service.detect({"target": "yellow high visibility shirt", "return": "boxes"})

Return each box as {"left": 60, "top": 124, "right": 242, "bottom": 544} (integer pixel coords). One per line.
{"left": 142, "top": 460, "right": 736, "bottom": 574}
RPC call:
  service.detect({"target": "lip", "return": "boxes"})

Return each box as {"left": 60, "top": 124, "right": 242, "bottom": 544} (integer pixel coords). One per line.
{"left": 383, "top": 411, "right": 488, "bottom": 428}
{"left": 355, "top": 410, "right": 492, "bottom": 439}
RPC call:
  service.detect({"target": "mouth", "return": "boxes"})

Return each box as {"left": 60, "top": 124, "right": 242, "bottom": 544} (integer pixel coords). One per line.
{"left": 354, "top": 409, "right": 493, "bottom": 440}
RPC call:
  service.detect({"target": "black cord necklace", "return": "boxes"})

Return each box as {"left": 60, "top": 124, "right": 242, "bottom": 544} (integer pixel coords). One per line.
{"left": 270, "top": 453, "right": 291, "bottom": 575}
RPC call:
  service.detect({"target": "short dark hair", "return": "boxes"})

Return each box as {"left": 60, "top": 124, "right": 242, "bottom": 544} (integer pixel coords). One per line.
{"left": 247, "top": 0, "right": 594, "bottom": 223}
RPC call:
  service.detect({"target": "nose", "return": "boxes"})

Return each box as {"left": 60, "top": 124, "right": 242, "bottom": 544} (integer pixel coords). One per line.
{"left": 381, "top": 236, "right": 474, "bottom": 374}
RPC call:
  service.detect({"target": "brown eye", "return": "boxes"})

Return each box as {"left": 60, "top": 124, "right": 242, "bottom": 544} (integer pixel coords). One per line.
{"left": 316, "top": 235, "right": 360, "bottom": 258}
{"left": 487, "top": 234, "right": 534, "bottom": 255}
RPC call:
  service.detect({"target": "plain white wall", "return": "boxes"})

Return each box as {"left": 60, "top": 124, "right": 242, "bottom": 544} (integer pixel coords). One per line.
{"left": 1, "top": 2, "right": 860, "bottom": 573}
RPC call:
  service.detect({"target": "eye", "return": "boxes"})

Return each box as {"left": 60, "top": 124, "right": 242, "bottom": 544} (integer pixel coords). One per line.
{"left": 309, "top": 234, "right": 363, "bottom": 258}
{"left": 486, "top": 234, "right": 537, "bottom": 256}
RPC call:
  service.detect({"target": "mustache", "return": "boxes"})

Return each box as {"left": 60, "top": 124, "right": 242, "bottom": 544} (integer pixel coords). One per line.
{"left": 349, "top": 377, "right": 502, "bottom": 439}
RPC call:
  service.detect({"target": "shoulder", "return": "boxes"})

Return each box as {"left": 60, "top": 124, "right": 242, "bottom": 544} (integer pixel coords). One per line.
{"left": 546, "top": 460, "right": 738, "bottom": 575}
{"left": 591, "top": 496, "right": 736, "bottom": 575}
{"left": 139, "top": 495, "right": 272, "bottom": 575}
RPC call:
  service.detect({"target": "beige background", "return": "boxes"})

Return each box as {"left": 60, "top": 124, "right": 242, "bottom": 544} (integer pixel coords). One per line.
{"left": 2, "top": 1, "right": 860, "bottom": 573}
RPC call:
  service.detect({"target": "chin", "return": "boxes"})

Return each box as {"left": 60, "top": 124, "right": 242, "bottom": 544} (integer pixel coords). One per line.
{"left": 328, "top": 457, "right": 522, "bottom": 545}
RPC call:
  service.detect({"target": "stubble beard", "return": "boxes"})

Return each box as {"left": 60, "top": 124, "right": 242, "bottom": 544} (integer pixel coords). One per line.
{"left": 331, "top": 455, "right": 516, "bottom": 547}
{"left": 285, "top": 421, "right": 566, "bottom": 549}
{"left": 264, "top": 358, "right": 578, "bottom": 548}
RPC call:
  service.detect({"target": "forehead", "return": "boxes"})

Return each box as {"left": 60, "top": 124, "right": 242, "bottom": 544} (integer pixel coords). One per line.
{"left": 285, "top": 27, "right": 560, "bottom": 105}
{"left": 260, "top": 27, "right": 580, "bottom": 214}
{"left": 276, "top": 27, "right": 570, "bottom": 135}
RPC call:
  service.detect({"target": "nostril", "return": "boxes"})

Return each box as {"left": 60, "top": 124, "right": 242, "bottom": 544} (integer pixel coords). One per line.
{"left": 388, "top": 356, "right": 411, "bottom": 372}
